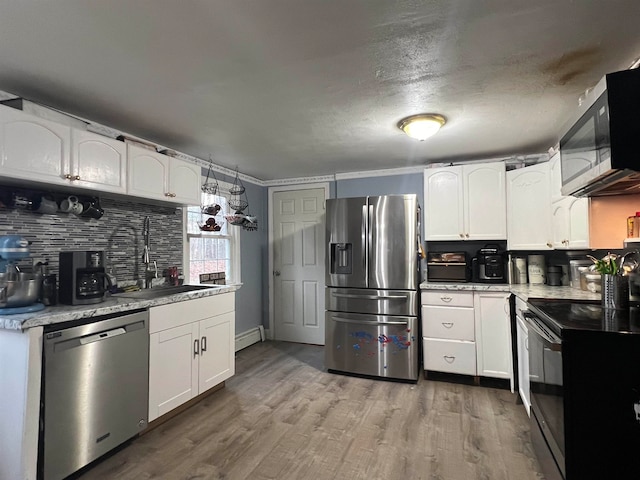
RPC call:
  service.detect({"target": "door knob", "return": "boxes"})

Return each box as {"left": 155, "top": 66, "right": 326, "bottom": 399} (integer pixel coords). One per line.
{"left": 274, "top": 270, "right": 281, "bottom": 276}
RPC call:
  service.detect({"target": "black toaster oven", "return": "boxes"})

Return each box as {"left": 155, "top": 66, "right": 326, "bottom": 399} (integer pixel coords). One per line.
{"left": 426, "top": 251, "right": 469, "bottom": 282}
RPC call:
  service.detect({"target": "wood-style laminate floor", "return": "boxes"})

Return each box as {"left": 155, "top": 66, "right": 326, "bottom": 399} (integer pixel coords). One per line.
{"left": 77, "top": 341, "right": 545, "bottom": 480}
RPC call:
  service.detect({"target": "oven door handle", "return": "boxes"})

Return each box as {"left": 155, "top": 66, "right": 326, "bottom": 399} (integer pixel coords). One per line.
{"left": 523, "top": 311, "right": 562, "bottom": 351}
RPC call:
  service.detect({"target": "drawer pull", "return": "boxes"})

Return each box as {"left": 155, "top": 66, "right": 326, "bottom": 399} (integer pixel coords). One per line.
{"left": 440, "top": 296, "right": 452, "bottom": 303}
{"left": 443, "top": 355, "right": 456, "bottom": 363}
{"left": 441, "top": 322, "right": 454, "bottom": 328}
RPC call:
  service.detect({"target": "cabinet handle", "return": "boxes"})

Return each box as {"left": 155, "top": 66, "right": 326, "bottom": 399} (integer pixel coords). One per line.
{"left": 201, "top": 336, "right": 207, "bottom": 353}
{"left": 546, "top": 242, "right": 552, "bottom": 248}
{"left": 443, "top": 355, "right": 456, "bottom": 363}
{"left": 64, "top": 173, "right": 73, "bottom": 180}
{"left": 170, "top": 193, "right": 177, "bottom": 197}
{"left": 440, "top": 296, "right": 452, "bottom": 303}
{"left": 194, "top": 339, "right": 199, "bottom": 357}
{"left": 165, "top": 192, "right": 172, "bottom": 197}
{"left": 441, "top": 322, "right": 454, "bottom": 328}
{"left": 465, "top": 233, "right": 469, "bottom": 238}
{"left": 459, "top": 233, "right": 464, "bottom": 238}
{"left": 74, "top": 175, "right": 81, "bottom": 180}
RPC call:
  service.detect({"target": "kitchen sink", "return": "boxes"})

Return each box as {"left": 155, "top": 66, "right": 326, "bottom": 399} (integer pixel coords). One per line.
{"left": 112, "top": 284, "right": 223, "bottom": 300}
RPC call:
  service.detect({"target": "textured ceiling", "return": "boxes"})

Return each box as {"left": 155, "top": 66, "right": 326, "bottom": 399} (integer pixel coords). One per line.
{"left": 0, "top": 1, "right": 639, "bottom": 180}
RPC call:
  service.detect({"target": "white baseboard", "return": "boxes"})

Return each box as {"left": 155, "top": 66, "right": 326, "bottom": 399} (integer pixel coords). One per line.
{"left": 235, "top": 325, "right": 265, "bottom": 352}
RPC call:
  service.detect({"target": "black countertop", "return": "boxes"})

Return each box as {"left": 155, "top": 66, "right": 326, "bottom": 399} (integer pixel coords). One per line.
{"left": 528, "top": 299, "right": 640, "bottom": 336}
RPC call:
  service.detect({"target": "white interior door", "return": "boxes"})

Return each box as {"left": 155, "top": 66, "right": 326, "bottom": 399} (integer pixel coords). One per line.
{"left": 271, "top": 187, "right": 326, "bottom": 344}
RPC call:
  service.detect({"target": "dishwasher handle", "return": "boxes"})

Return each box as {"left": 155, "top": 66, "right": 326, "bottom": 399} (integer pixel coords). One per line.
{"left": 79, "top": 327, "right": 126, "bottom": 345}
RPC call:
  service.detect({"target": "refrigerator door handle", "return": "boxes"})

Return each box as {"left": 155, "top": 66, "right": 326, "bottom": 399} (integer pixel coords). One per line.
{"left": 331, "top": 292, "right": 407, "bottom": 300}
{"left": 362, "top": 203, "right": 368, "bottom": 281}
{"left": 330, "top": 315, "right": 409, "bottom": 326}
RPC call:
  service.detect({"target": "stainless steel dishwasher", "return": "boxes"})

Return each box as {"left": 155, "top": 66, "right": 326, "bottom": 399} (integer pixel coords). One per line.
{"left": 41, "top": 309, "right": 149, "bottom": 480}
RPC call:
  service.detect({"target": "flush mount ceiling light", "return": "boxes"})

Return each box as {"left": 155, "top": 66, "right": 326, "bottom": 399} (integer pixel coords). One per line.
{"left": 397, "top": 114, "right": 446, "bottom": 141}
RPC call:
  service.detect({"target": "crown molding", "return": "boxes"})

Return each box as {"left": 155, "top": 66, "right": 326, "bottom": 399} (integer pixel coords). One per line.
{"left": 263, "top": 175, "right": 335, "bottom": 187}
{"left": 334, "top": 165, "right": 424, "bottom": 180}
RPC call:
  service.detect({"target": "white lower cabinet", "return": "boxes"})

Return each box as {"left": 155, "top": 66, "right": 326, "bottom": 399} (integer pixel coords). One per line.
{"left": 422, "top": 290, "right": 513, "bottom": 388}
{"left": 423, "top": 338, "right": 477, "bottom": 375}
{"left": 148, "top": 293, "right": 235, "bottom": 422}
{"left": 474, "top": 292, "right": 512, "bottom": 384}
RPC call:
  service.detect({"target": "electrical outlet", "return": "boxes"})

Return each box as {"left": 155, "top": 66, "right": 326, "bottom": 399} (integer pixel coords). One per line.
{"left": 32, "top": 257, "right": 46, "bottom": 267}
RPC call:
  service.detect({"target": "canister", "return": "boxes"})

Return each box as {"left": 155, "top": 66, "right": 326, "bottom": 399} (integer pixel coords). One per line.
{"left": 528, "top": 254, "right": 546, "bottom": 284}
{"left": 514, "top": 257, "right": 527, "bottom": 283}
{"left": 569, "top": 259, "right": 593, "bottom": 289}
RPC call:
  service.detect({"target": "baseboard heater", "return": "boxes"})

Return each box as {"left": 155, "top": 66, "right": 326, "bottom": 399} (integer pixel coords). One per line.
{"left": 235, "top": 325, "right": 265, "bottom": 352}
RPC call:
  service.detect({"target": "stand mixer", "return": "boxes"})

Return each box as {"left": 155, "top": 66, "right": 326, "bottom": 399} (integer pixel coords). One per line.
{"left": 0, "top": 235, "right": 45, "bottom": 314}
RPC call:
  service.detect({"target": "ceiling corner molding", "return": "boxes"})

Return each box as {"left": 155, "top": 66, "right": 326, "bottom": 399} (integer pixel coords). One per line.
{"left": 264, "top": 175, "right": 336, "bottom": 187}
{"left": 334, "top": 165, "right": 425, "bottom": 181}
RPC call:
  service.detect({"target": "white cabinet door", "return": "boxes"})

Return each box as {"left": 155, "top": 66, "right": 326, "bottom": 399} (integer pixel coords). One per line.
{"left": 169, "top": 157, "right": 201, "bottom": 205}
{"left": 148, "top": 293, "right": 236, "bottom": 422}
{"left": 148, "top": 322, "right": 199, "bottom": 422}
{"left": 71, "top": 129, "right": 127, "bottom": 194}
{"left": 516, "top": 315, "right": 531, "bottom": 416}
{"left": 128, "top": 144, "right": 200, "bottom": 204}
{"left": 198, "top": 311, "right": 235, "bottom": 392}
{"left": 549, "top": 151, "right": 563, "bottom": 202}
{"left": 0, "top": 105, "right": 70, "bottom": 186}
{"left": 552, "top": 196, "right": 590, "bottom": 249}
{"left": 464, "top": 162, "right": 506, "bottom": 240}
{"left": 127, "top": 144, "right": 170, "bottom": 201}
{"left": 474, "top": 292, "right": 512, "bottom": 386}
{"left": 424, "top": 162, "right": 506, "bottom": 241}
{"left": 424, "top": 166, "right": 464, "bottom": 240}
{"left": 567, "top": 196, "right": 590, "bottom": 248}
{"left": 507, "top": 162, "right": 553, "bottom": 250}
{"left": 551, "top": 199, "right": 569, "bottom": 248}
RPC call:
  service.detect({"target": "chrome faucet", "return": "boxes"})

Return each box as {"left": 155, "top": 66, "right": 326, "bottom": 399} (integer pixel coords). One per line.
{"left": 142, "top": 216, "right": 157, "bottom": 288}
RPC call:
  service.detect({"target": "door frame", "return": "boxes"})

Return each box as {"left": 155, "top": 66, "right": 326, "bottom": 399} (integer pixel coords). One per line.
{"left": 267, "top": 182, "right": 331, "bottom": 340}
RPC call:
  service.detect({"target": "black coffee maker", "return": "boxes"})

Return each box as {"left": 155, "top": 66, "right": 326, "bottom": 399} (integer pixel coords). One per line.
{"left": 59, "top": 251, "right": 111, "bottom": 305}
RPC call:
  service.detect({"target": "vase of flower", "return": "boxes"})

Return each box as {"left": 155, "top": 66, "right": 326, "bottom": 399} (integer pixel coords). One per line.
{"left": 601, "top": 274, "right": 629, "bottom": 310}
{"left": 588, "top": 253, "right": 630, "bottom": 310}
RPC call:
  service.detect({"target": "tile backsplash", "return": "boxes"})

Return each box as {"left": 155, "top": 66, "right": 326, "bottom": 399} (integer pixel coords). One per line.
{"left": 0, "top": 195, "right": 183, "bottom": 284}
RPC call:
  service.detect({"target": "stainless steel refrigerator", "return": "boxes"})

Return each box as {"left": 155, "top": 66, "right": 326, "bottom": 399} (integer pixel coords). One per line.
{"left": 325, "top": 194, "right": 420, "bottom": 381}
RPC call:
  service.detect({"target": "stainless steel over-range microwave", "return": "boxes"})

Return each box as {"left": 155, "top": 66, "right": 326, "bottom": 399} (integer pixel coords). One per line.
{"left": 560, "top": 67, "right": 640, "bottom": 197}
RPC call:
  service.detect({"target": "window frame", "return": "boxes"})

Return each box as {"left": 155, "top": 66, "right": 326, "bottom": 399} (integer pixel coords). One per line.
{"left": 183, "top": 179, "right": 241, "bottom": 286}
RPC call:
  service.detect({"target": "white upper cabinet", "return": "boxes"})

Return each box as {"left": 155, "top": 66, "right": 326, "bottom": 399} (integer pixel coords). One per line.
{"left": 507, "top": 162, "right": 553, "bottom": 250}
{"left": 0, "top": 105, "right": 70, "bottom": 186}
{"left": 552, "top": 196, "right": 590, "bottom": 249}
{"left": 127, "top": 144, "right": 201, "bottom": 204}
{"left": 168, "top": 157, "right": 201, "bottom": 205}
{"left": 549, "top": 151, "right": 563, "bottom": 202}
{"left": 424, "top": 162, "right": 506, "bottom": 241}
{"left": 424, "top": 166, "right": 464, "bottom": 240}
{"left": 549, "top": 151, "right": 590, "bottom": 249}
{"left": 464, "top": 162, "right": 507, "bottom": 240}
{"left": 71, "top": 129, "right": 127, "bottom": 194}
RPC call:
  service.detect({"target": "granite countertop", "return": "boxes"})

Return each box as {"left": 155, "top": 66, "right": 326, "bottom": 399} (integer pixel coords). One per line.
{"left": 420, "top": 281, "right": 601, "bottom": 302}
{"left": 0, "top": 285, "right": 239, "bottom": 332}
